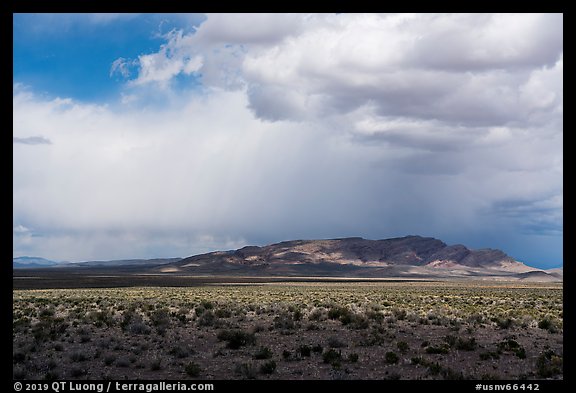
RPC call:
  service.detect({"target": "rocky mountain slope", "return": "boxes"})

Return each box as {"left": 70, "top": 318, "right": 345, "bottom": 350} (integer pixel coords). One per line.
{"left": 153, "top": 235, "right": 559, "bottom": 281}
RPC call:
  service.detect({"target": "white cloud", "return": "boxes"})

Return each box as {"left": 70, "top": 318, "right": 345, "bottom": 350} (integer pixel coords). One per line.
{"left": 126, "top": 30, "right": 203, "bottom": 87}
{"left": 118, "top": 13, "right": 557, "bottom": 133}
{"left": 192, "top": 13, "right": 306, "bottom": 45}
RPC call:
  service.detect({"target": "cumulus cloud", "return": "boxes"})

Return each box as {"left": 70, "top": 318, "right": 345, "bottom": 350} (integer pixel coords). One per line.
{"left": 191, "top": 13, "right": 306, "bottom": 45}
{"left": 113, "top": 30, "right": 203, "bottom": 87}
{"left": 13, "top": 13, "right": 563, "bottom": 267}
{"left": 119, "top": 14, "right": 562, "bottom": 128}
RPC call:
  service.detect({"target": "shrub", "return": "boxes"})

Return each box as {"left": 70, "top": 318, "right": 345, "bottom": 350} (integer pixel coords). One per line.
{"left": 328, "top": 306, "right": 350, "bottom": 320}
{"left": 39, "top": 308, "right": 55, "bottom": 318}
{"left": 397, "top": 341, "right": 409, "bottom": 352}
{"left": 195, "top": 306, "right": 206, "bottom": 316}
{"left": 260, "top": 360, "right": 277, "bottom": 374}
{"left": 309, "top": 308, "right": 326, "bottom": 321}
{"left": 87, "top": 310, "right": 114, "bottom": 327}
{"left": 150, "top": 308, "right": 171, "bottom": 328}
{"left": 70, "top": 352, "right": 88, "bottom": 362}
{"left": 497, "top": 339, "right": 526, "bottom": 358}
{"left": 428, "top": 362, "right": 442, "bottom": 375}
{"left": 197, "top": 310, "right": 216, "bottom": 327}
{"left": 169, "top": 346, "right": 190, "bottom": 359}
{"left": 235, "top": 362, "right": 257, "bottom": 379}
{"left": 327, "top": 336, "right": 347, "bottom": 348}
{"left": 426, "top": 345, "right": 450, "bottom": 354}
{"left": 185, "top": 362, "right": 201, "bottom": 377}
{"left": 13, "top": 366, "right": 27, "bottom": 380}
{"left": 441, "top": 367, "right": 465, "bottom": 380}
{"left": 128, "top": 320, "right": 151, "bottom": 335}
{"left": 116, "top": 357, "right": 131, "bottom": 368}
{"left": 217, "top": 329, "right": 256, "bottom": 349}
{"left": 46, "top": 360, "right": 58, "bottom": 370}
{"left": 200, "top": 300, "right": 213, "bottom": 310}
{"left": 293, "top": 309, "right": 303, "bottom": 321}
{"left": 455, "top": 337, "right": 477, "bottom": 351}
{"left": 150, "top": 358, "right": 162, "bottom": 371}
{"left": 13, "top": 351, "right": 26, "bottom": 363}
{"left": 536, "top": 349, "right": 562, "bottom": 378}
{"left": 120, "top": 310, "right": 137, "bottom": 330}
{"left": 444, "top": 335, "right": 457, "bottom": 347}
{"left": 538, "top": 318, "right": 553, "bottom": 330}
{"left": 43, "top": 370, "right": 60, "bottom": 380}
{"left": 298, "top": 345, "right": 311, "bottom": 357}
{"left": 479, "top": 352, "right": 500, "bottom": 361}
{"left": 367, "top": 311, "right": 385, "bottom": 323}
{"left": 104, "top": 354, "right": 116, "bottom": 366}
{"left": 175, "top": 310, "right": 189, "bottom": 324}
{"left": 69, "top": 367, "right": 87, "bottom": 378}
{"left": 215, "top": 307, "right": 232, "bottom": 318}
{"left": 392, "top": 307, "right": 407, "bottom": 320}
{"left": 254, "top": 346, "right": 273, "bottom": 360}
{"left": 385, "top": 351, "right": 399, "bottom": 364}
{"left": 349, "top": 314, "right": 370, "bottom": 329}
{"left": 32, "top": 317, "right": 68, "bottom": 342}
{"left": 348, "top": 353, "right": 359, "bottom": 363}
{"left": 312, "top": 344, "right": 323, "bottom": 353}
{"left": 494, "top": 317, "right": 513, "bottom": 329}
{"left": 538, "top": 317, "right": 560, "bottom": 333}
{"left": 467, "top": 313, "right": 485, "bottom": 325}
{"left": 322, "top": 349, "right": 342, "bottom": 365}
{"left": 273, "top": 312, "right": 296, "bottom": 331}
{"left": 360, "top": 328, "right": 389, "bottom": 347}
{"left": 497, "top": 339, "right": 520, "bottom": 351}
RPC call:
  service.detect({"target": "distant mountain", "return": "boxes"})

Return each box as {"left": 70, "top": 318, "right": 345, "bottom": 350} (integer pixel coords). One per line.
{"left": 68, "top": 258, "right": 182, "bottom": 267}
{"left": 545, "top": 267, "right": 563, "bottom": 280}
{"left": 516, "top": 270, "right": 560, "bottom": 283}
{"left": 13, "top": 256, "right": 181, "bottom": 269}
{"left": 151, "top": 235, "right": 560, "bottom": 282}
{"left": 13, "top": 256, "right": 59, "bottom": 269}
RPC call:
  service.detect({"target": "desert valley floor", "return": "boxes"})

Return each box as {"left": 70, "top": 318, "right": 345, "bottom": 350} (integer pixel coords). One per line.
{"left": 13, "top": 280, "right": 563, "bottom": 380}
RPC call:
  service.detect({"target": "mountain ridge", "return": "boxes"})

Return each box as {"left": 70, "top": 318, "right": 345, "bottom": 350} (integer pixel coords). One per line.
{"left": 173, "top": 235, "right": 520, "bottom": 268}
{"left": 153, "top": 235, "right": 559, "bottom": 281}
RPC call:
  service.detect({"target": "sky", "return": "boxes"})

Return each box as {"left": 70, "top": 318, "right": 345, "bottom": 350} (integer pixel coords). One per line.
{"left": 13, "top": 13, "right": 563, "bottom": 268}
